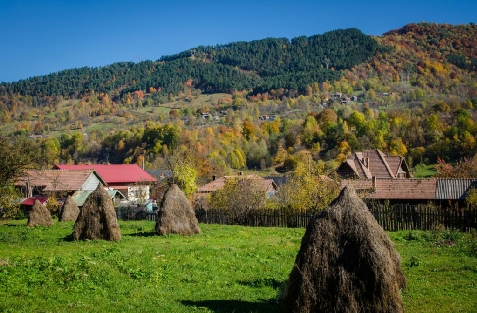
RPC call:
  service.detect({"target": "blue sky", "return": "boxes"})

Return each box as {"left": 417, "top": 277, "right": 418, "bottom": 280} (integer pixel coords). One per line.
{"left": 1, "top": 0, "right": 476, "bottom": 83}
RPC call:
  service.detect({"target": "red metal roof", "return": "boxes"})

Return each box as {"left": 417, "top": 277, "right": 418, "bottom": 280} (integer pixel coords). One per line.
{"left": 53, "top": 164, "right": 157, "bottom": 184}
{"left": 21, "top": 197, "right": 48, "bottom": 206}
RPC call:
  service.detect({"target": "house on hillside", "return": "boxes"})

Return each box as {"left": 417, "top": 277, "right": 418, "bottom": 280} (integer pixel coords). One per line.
{"left": 53, "top": 164, "right": 157, "bottom": 201}
{"left": 195, "top": 173, "right": 278, "bottom": 199}
{"left": 336, "top": 149, "right": 410, "bottom": 180}
{"left": 15, "top": 169, "right": 107, "bottom": 199}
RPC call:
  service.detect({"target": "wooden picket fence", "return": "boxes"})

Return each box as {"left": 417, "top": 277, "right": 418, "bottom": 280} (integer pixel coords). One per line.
{"left": 120, "top": 204, "right": 477, "bottom": 232}
{"left": 367, "top": 203, "right": 477, "bottom": 232}
{"left": 195, "top": 204, "right": 477, "bottom": 232}
{"left": 194, "top": 208, "right": 317, "bottom": 228}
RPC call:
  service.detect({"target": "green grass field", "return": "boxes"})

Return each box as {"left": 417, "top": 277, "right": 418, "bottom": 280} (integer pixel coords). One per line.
{"left": 1, "top": 220, "right": 476, "bottom": 312}
{"left": 413, "top": 164, "right": 437, "bottom": 178}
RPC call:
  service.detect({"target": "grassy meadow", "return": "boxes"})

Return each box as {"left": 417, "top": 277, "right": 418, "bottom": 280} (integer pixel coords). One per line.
{"left": 412, "top": 164, "right": 438, "bottom": 178}
{"left": 1, "top": 219, "right": 476, "bottom": 312}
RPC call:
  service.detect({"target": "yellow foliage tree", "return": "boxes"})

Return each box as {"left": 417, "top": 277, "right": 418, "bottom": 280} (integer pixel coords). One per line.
{"left": 276, "top": 162, "right": 339, "bottom": 214}
{"left": 208, "top": 177, "right": 269, "bottom": 222}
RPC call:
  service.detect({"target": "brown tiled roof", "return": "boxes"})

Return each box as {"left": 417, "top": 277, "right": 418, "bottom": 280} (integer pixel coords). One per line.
{"left": 364, "top": 150, "right": 394, "bottom": 178}
{"left": 196, "top": 174, "right": 277, "bottom": 194}
{"left": 367, "top": 178, "right": 437, "bottom": 200}
{"left": 340, "top": 179, "right": 374, "bottom": 190}
{"left": 16, "top": 169, "right": 106, "bottom": 192}
{"left": 350, "top": 153, "right": 372, "bottom": 179}
{"left": 342, "top": 177, "right": 477, "bottom": 201}
{"left": 386, "top": 156, "right": 404, "bottom": 177}
{"left": 337, "top": 149, "right": 408, "bottom": 179}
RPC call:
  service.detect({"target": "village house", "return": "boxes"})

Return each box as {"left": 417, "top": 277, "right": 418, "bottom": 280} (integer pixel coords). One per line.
{"left": 195, "top": 173, "right": 278, "bottom": 199}
{"left": 53, "top": 164, "right": 157, "bottom": 201}
{"left": 15, "top": 169, "right": 108, "bottom": 210}
{"left": 336, "top": 149, "right": 411, "bottom": 180}
{"left": 16, "top": 169, "right": 107, "bottom": 199}
{"left": 345, "top": 177, "right": 477, "bottom": 208}
{"left": 337, "top": 150, "right": 477, "bottom": 207}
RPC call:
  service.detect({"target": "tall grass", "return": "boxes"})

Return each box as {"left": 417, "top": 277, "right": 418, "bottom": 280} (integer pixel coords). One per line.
{"left": 1, "top": 220, "right": 476, "bottom": 312}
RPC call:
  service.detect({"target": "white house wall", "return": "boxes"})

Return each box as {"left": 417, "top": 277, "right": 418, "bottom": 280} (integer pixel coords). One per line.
{"left": 128, "top": 185, "right": 150, "bottom": 202}
{"left": 81, "top": 173, "right": 101, "bottom": 191}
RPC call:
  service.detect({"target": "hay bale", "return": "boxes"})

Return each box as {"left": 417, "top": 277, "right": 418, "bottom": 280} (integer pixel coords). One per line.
{"left": 155, "top": 184, "right": 201, "bottom": 236}
{"left": 285, "top": 186, "right": 406, "bottom": 313}
{"left": 58, "top": 195, "right": 79, "bottom": 222}
{"left": 27, "top": 199, "right": 53, "bottom": 227}
{"left": 72, "top": 185, "right": 121, "bottom": 241}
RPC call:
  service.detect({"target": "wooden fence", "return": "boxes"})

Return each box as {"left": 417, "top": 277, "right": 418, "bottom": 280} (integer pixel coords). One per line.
{"left": 367, "top": 203, "right": 477, "bottom": 232}
{"left": 195, "top": 205, "right": 477, "bottom": 232}
{"left": 119, "top": 204, "right": 477, "bottom": 232}
{"left": 194, "top": 208, "right": 317, "bottom": 228}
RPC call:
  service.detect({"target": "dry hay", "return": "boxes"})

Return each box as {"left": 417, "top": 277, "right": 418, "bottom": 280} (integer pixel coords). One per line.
{"left": 27, "top": 199, "right": 53, "bottom": 227}
{"left": 284, "top": 186, "right": 406, "bottom": 313}
{"left": 58, "top": 195, "right": 79, "bottom": 222}
{"left": 72, "top": 185, "right": 121, "bottom": 241}
{"left": 155, "top": 184, "right": 201, "bottom": 236}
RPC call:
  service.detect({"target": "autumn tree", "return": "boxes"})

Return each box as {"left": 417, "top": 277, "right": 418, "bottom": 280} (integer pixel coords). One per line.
{"left": 208, "top": 177, "right": 269, "bottom": 223}
{"left": 434, "top": 156, "right": 477, "bottom": 178}
{"left": 163, "top": 147, "right": 198, "bottom": 198}
{"left": 0, "top": 136, "right": 38, "bottom": 219}
{"left": 276, "top": 161, "right": 339, "bottom": 217}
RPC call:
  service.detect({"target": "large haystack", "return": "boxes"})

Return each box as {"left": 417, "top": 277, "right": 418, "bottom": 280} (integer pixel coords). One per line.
{"left": 58, "top": 195, "right": 79, "bottom": 222}
{"left": 155, "top": 184, "right": 201, "bottom": 235}
{"left": 27, "top": 199, "right": 53, "bottom": 227}
{"left": 72, "top": 185, "right": 121, "bottom": 241}
{"left": 285, "top": 186, "right": 406, "bottom": 313}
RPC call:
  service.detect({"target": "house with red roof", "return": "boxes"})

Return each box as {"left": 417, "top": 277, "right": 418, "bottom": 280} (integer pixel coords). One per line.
{"left": 53, "top": 164, "right": 157, "bottom": 201}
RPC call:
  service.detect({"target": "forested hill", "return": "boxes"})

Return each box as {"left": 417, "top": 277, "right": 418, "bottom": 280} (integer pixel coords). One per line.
{"left": 0, "top": 28, "right": 376, "bottom": 103}
{"left": 350, "top": 22, "right": 477, "bottom": 95}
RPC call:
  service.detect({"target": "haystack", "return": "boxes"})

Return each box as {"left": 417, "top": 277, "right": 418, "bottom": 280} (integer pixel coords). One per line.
{"left": 72, "top": 185, "right": 121, "bottom": 241}
{"left": 58, "top": 195, "right": 79, "bottom": 222}
{"left": 27, "top": 199, "right": 53, "bottom": 227}
{"left": 284, "top": 186, "right": 406, "bottom": 313}
{"left": 155, "top": 184, "right": 201, "bottom": 235}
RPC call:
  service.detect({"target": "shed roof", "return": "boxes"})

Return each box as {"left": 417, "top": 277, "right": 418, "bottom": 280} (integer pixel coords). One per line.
{"left": 72, "top": 189, "right": 126, "bottom": 207}
{"left": 54, "top": 164, "right": 157, "bottom": 184}
{"left": 21, "top": 196, "right": 48, "bottom": 206}
{"left": 435, "top": 178, "right": 477, "bottom": 200}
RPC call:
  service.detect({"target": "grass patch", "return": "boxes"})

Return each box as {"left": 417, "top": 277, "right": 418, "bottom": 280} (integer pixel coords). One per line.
{"left": 1, "top": 220, "right": 476, "bottom": 312}
{"left": 413, "top": 164, "right": 437, "bottom": 178}
{"left": 84, "top": 122, "right": 117, "bottom": 133}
